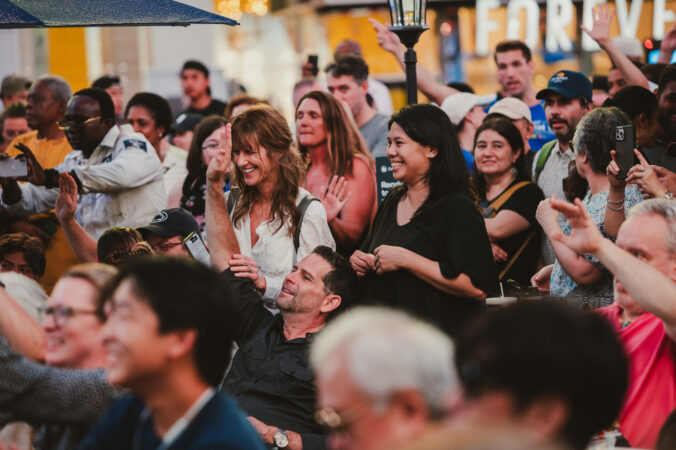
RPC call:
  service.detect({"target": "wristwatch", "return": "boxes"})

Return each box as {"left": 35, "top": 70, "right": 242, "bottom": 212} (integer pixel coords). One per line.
{"left": 665, "top": 191, "right": 674, "bottom": 200}
{"left": 273, "top": 429, "right": 289, "bottom": 448}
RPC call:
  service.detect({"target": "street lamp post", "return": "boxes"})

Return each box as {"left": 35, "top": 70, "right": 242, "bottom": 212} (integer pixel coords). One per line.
{"left": 388, "top": 0, "right": 429, "bottom": 105}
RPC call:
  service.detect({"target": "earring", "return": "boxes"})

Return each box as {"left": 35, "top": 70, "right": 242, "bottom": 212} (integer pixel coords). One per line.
{"left": 511, "top": 167, "right": 518, "bottom": 177}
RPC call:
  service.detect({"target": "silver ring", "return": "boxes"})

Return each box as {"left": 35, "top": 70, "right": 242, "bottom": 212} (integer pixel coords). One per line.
{"left": 247, "top": 265, "right": 252, "bottom": 271}
{"left": 640, "top": 165, "right": 645, "bottom": 171}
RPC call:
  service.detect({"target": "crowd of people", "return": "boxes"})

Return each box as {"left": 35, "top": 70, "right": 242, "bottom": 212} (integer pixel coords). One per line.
{"left": 0, "top": 5, "right": 674, "bottom": 449}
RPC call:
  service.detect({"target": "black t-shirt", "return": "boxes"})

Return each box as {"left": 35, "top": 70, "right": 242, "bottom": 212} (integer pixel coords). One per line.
{"left": 360, "top": 188, "right": 499, "bottom": 337}
{"left": 219, "top": 269, "right": 325, "bottom": 450}
{"left": 181, "top": 98, "right": 227, "bottom": 117}
{"left": 479, "top": 180, "right": 544, "bottom": 287}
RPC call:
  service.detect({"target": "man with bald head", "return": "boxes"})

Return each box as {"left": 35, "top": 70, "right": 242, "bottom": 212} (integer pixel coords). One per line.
{"left": 0, "top": 88, "right": 165, "bottom": 239}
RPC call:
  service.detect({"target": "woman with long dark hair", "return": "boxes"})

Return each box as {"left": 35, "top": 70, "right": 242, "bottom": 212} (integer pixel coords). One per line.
{"left": 472, "top": 118, "right": 544, "bottom": 288}
{"left": 350, "top": 104, "right": 498, "bottom": 336}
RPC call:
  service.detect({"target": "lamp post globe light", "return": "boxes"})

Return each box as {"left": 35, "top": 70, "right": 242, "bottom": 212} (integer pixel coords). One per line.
{"left": 388, "top": 0, "right": 429, "bottom": 105}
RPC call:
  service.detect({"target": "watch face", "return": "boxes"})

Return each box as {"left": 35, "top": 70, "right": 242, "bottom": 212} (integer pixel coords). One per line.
{"left": 274, "top": 431, "right": 289, "bottom": 447}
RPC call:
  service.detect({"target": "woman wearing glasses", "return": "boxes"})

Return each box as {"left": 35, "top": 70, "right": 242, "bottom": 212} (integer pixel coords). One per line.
{"left": 168, "top": 115, "right": 229, "bottom": 238}
{"left": 0, "top": 263, "right": 122, "bottom": 449}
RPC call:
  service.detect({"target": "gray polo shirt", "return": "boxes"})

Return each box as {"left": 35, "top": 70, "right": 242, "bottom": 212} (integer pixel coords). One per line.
{"left": 359, "top": 112, "right": 390, "bottom": 158}
{"left": 533, "top": 140, "right": 575, "bottom": 265}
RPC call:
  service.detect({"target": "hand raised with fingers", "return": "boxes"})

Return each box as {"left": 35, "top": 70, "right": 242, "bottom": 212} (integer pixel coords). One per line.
{"left": 228, "top": 253, "right": 266, "bottom": 291}
{"left": 606, "top": 150, "right": 626, "bottom": 190}
{"left": 55, "top": 172, "right": 79, "bottom": 224}
{"left": 548, "top": 197, "right": 604, "bottom": 255}
{"left": 653, "top": 165, "right": 676, "bottom": 193}
{"left": 320, "top": 175, "right": 351, "bottom": 222}
{"left": 581, "top": 3, "right": 615, "bottom": 44}
{"left": 368, "top": 18, "right": 402, "bottom": 55}
{"left": 206, "top": 123, "right": 232, "bottom": 183}
{"left": 625, "top": 149, "right": 665, "bottom": 198}
{"left": 349, "top": 250, "right": 376, "bottom": 277}
{"left": 14, "top": 142, "right": 47, "bottom": 186}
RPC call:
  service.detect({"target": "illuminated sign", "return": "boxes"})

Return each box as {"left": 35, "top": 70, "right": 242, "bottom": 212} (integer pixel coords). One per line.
{"left": 475, "top": 0, "right": 676, "bottom": 56}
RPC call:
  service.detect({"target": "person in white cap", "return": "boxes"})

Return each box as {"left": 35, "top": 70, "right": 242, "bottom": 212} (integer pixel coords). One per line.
{"left": 486, "top": 97, "right": 536, "bottom": 169}
{"left": 439, "top": 92, "right": 487, "bottom": 171}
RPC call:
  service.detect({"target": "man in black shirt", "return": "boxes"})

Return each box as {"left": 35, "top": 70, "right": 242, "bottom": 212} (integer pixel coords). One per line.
{"left": 205, "top": 142, "right": 357, "bottom": 450}
{"left": 179, "top": 60, "right": 227, "bottom": 117}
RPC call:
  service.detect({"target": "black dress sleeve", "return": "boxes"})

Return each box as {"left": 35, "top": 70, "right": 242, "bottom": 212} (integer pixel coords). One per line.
{"left": 499, "top": 182, "right": 544, "bottom": 226}
{"left": 438, "top": 193, "right": 499, "bottom": 294}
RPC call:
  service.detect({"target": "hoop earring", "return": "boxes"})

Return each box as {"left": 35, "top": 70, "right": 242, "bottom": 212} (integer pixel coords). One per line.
{"left": 511, "top": 167, "right": 518, "bottom": 178}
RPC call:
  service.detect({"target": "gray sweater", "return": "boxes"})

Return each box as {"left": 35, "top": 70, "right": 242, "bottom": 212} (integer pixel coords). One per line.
{"left": 0, "top": 335, "right": 123, "bottom": 449}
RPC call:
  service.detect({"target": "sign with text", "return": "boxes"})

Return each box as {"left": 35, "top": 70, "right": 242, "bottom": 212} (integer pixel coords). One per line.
{"left": 375, "top": 156, "right": 402, "bottom": 204}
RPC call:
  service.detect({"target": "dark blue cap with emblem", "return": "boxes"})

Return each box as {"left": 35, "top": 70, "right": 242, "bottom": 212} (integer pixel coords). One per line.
{"left": 138, "top": 208, "right": 200, "bottom": 239}
{"left": 536, "top": 70, "right": 593, "bottom": 102}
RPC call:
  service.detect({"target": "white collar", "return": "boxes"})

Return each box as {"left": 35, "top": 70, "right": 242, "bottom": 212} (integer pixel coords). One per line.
{"left": 161, "top": 387, "right": 215, "bottom": 446}
{"left": 99, "top": 125, "right": 121, "bottom": 148}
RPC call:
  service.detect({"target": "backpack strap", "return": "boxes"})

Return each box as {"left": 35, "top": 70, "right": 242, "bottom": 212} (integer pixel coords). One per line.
{"left": 481, "top": 181, "right": 531, "bottom": 218}
{"left": 498, "top": 230, "right": 536, "bottom": 281}
{"left": 293, "top": 195, "right": 320, "bottom": 252}
{"left": 226, "top": 186, "right": 240, "bottom": 215}
{"left": 534, "top": 140, "right": 557, "bottom": 183}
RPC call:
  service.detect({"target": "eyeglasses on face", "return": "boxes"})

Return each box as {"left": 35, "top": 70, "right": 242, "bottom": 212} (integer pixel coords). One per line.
{"left": 58, "top": 116, "right": 102, "bottom": 130}
{"left": 41, "top": 305, "right": 100, "bottom": 327}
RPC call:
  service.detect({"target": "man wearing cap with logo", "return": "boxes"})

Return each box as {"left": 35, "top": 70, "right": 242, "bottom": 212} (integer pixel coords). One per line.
{"left": 532, "top": 70, "right": 594, "bottom": 265}
{"left": 439, "top": 92, "right": 489, "bottom": 172}
{"left": 486, "top": 97, "right": 536, "bottom": 169}
{"left": 179, "top": 60, "right": 227, "bottom": 117}
{"left": 138, "top": 208, "right": 199, "bottom": 257}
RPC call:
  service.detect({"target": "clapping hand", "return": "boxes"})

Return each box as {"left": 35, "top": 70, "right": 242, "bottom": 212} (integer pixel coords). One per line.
{"left": 320, "top": 175, "right": 351, "bottom": 222}
{"left": 373, "top": 245, "right": 408, "bottom": 274}
{"left": 55, "top": 172, "right": 78, "bottom": 225}
{"left": 206, "top": 124, "right": 231, "bottom": 183}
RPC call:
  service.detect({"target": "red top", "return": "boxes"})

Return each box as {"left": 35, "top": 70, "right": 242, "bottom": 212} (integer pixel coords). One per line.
{"left": 597, "top": 304, "right": 676, "bottom": 448}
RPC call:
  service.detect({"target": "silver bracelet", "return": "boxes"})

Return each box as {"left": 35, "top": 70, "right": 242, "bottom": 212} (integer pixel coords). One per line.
{"left": 607, "top": 197, "right": 624, "bottom": 205}
{"left": 607, "top": 203, "right": 624, "bottom": 211}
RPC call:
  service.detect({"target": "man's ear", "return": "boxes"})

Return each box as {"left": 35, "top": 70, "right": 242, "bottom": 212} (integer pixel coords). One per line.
{"left": 167, "top": 329, "right": 198, "bottom": 360}
{"left": 361, "top": 79, "right": 369, "bottom": 93}
{"left": 320, "top": 294, "right": 341, "bottom": 315}
{"left": 521, "top": 396, "right": 569, "bottom": 441}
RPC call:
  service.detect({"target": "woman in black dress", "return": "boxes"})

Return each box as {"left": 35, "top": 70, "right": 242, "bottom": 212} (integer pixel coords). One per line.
{"left": 350, "top": 104, "right": 499, "bottom": 336}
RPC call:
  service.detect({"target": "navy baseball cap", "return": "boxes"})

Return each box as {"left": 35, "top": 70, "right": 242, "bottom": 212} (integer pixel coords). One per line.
{"left": 536, "top": 70, "right": 593, "bottom": 102}
{"left": 138, "top": 208, "right": 199, "bottom": 239}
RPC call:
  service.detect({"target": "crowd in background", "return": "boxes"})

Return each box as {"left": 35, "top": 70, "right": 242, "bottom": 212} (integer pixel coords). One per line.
{"left": 0, "top": 5, "right": 674, "bottom": 450}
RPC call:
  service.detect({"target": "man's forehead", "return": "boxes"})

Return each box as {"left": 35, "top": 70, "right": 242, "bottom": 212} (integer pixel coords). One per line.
{"left": 496, "top": 50, "right": 527, "bottom": 64}
{"left": 67, "top": 95, "right": 100, "bottom": 116}
{"left": 299, "top": 253, "right": 332, "bottom": 277}
{"left": 618, "top": 215, "right": 666, "bottom": 247}
{"left": 328, "top": 74, "right": 357, "bottom": 87}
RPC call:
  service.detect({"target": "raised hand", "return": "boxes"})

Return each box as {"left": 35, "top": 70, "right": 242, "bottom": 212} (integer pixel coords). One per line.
{"left": 548, "top": 197, "right": 604, "bottom": 255}
{"left": 228, "top": 253, "right": 266, "bottom": 291}
{"left": 55, "top": 172, "right": 79, "bottom": 225}
{"left": 626, "top": 149, "right": 666, "bottom": 198}
{"left": 654, "top": 165, "right": 676, "bottom": 193}
{"left": 368, "top": 18, "right": 403, "bottom": 55}
{"left": 581, "top": 4, "right": 615, "bottom": 45}
{"left": 14, "top": 143, "right": 47, "bottom": 186}
{"left": 606, "top": 150, "right": 627, "bottom": 190}
{"left": 206, "top": 124, "right": 231, "bottom": 183}
{"left": 319, "top": 175, "right": 350, "bottom": 222}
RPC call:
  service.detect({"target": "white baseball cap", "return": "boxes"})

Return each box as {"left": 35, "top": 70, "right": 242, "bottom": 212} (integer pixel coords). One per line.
{"left": 488, "top": 97, "right": 532, "bottom": 124}
{"left": 440, "top": 93, "right": 483, "bottom": 126}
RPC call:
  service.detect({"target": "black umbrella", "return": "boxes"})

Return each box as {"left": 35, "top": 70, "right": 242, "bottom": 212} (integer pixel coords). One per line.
{"left": 0, "top": 0, "right": 238, "bottom": 28}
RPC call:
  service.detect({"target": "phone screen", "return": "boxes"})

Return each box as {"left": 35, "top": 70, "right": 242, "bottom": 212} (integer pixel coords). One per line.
{"left": 0, "top": 156, "right": 28, "bottom": 178}
{"left": 183, "top": 232, "right": 210, "bottom": 266}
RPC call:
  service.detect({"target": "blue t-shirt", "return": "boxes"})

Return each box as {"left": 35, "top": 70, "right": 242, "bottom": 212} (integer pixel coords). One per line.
{"left": 461, "top": 148, "right": 474, "bottom": 174}
{"left": 529, "top": 102, "right": 555, "bottom": 152}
